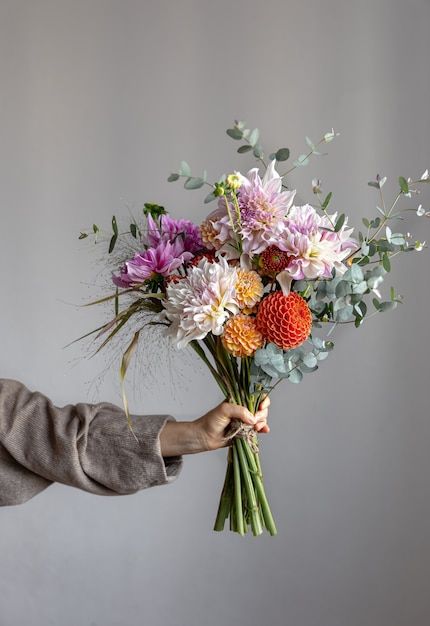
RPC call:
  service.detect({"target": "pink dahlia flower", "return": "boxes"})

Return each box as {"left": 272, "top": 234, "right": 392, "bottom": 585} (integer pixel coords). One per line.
{"left": 112, "top": 239, "right": 192, "bottom": 287}
{"left": 212, "top": 161, "right": 296, "bottom": 258}
{"left": 278, "top": 204, "right": 356, "bottom": 280}
{"left": 146, "top": 214, "right": 202, "bottom": 254}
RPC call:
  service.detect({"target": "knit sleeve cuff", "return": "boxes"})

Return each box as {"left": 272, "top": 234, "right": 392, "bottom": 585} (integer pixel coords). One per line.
{"left": 82, "top": 409, "right": 183, "bottom": 495}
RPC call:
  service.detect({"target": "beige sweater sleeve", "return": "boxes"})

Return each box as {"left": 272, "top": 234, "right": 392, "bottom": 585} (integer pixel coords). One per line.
{"left": 0, "top": 378, "right": 183, "bottom": 506}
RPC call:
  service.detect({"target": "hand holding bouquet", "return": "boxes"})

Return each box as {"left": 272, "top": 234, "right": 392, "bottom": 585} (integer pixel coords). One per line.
{"left": 77, "top": 121, "right": 429, "bottom": 536}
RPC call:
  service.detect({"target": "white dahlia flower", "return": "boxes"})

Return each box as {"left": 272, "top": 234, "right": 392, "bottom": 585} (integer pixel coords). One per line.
{"left": 163, "top": 257, "right": 239, "bottom": 349}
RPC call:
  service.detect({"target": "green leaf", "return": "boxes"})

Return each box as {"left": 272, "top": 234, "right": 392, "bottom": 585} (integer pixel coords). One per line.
{"left": 184, "top": 177, "right": 204, "bottom": 190}
{"left": 368, "top": 181, "right": 380, "bottom": 189}
{"left": 249, "top": 128, "right": 259, "bottom": 146}
{"left": 204, "top": 191, "right": 216, "bottom": 204}
{"left": 179, "top": 161, "right": 191, "bottom": 176}
{"left": 114, "top": 287, "right": 119, "bottom": 316}
{"left": 288, "top": 368, "right": 303, "bottom": 384}
{"left": 303, "top": 352, "right": 318, "bottom": 368}
{"left": 253, "top": 145, "right": 263, "bottom": 159}
{"left": 379, "top": 301, "right": 397, "bottom": 312}
{"left": 130, "top": 223, "right": 137, "bottom": 238}
{"left": 390, "top": 233, "right": 406, "bottom": 246}
{"left": 92, "top": 224, "right": 99, "bottom": 234}
{"left": 373, "top": 298, "right": 381, "bottom": 310}
{"left": 167, "top": 173, "right": 180, "bottom": 182}
{"left": 112, "top": 215, "right": 118, "bottom": 236}
{"left": 399, "top": 176, "right": 409, "bottom": 194}
{"left": 237, "top": 145, "right": 252, "bottom": 153}
{"left": 78, "top": 232, "right": 88, "bottom": 240}
{"left": 143, "top": 203, "right": 166, "bottom": 219}
{"left": 226, "top": 128, "right": 243, "bottom": 140}
{"left": 390, "top": 286, "right": 395, "bottom": 301}
{"left": 335, "top": 281, "right": 349, "bottom": 297}
{"left": 362, "top": 218, "right": 370, "bottom": 228}
{"left": 322, "top": 192, "right": 332, "bottom": 210}
{"left": 275, "top": 148, "right": 290, "bottom": 161}
{"left": 382, "top": 252, "right": 391, "bottom": 272}
{"left": 108, "top": 234, "right": 118, "bottom": 254}
{"left": 334, "top": 213, "right": 345, "bottom": 232}
{"left": 349, "top": 263, "right": 364, "bottom": 283}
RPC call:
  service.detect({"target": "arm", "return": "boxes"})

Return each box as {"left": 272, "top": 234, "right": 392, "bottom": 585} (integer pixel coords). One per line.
{"left": 0, "top": 379, "right": 269, "bottom": 506}
{"left": 0, "top": 378, "right": 183, "bottom": 505}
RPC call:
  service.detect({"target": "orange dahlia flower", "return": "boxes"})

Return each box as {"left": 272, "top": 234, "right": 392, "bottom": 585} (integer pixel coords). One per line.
{"left": 256, "top": 291, "right": 312, "bottom": 350}
{"left": 235, "top": 270, "right": 264, "bottom": 313}
{"left": 200, "top": 219, "right": 221, "bottom": 250}
{"left": 222, "top": 314, "right": 264, "bottom": 357}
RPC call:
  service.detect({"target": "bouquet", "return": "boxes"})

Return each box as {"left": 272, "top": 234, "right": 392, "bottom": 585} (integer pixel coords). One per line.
{"left": 77, "top": 121, "right": 428, "bottom": 536}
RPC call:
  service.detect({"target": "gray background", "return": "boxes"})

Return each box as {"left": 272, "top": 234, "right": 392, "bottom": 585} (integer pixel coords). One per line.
{"left": 0, "top": 1, "right": 429, "bottom": 625}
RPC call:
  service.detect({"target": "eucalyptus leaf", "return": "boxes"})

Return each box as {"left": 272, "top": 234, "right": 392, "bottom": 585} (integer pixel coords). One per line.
{"left": 226, "top": 128, "right": 243, "bottom": 140}
{"left": 275, "top": 148, "right": 290, "bottom": 161}
{"left": 179, "top": 161, "right": 191, "bottom": 176}
{"left": 184, "top": 177, "right": 205, "bottom": 190}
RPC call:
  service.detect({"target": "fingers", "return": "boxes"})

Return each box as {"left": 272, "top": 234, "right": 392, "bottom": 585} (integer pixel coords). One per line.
{"left": 254, "top": 395, "right": 270, "bottom": 433}
{"left": 220, "top": 402, "right": 255, "bottom": 425}
{"left": 258, "top": 395, "right": 271, "bottom": 411}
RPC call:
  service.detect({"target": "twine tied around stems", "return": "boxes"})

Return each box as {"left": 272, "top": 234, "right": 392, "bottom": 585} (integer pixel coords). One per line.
{"left": 224, "top": 419, "right": 259, "bottom": 453}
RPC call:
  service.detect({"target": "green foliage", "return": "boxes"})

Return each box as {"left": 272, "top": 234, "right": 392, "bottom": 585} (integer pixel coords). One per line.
{"left": 254, "top": 338, "right": 334, "bottom": 384}
{"left": 143, "top": 203, "right": 166, "bottom": 219}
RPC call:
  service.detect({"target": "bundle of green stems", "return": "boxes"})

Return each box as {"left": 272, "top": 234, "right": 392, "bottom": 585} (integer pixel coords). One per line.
{"left": 191, "top": 336, "right": 277, "bottom": 536}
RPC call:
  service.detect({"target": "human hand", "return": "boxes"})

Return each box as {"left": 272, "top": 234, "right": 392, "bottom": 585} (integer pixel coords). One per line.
{"left": 159, "top": 397, "right": 270, "bottom": 456}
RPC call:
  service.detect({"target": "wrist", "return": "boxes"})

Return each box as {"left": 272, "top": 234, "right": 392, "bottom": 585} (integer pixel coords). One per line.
{"left": 159, "top": 420, "right": 207, "bottom": 456}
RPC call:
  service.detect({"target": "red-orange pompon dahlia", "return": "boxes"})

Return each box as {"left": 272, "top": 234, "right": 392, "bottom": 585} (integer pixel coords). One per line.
{"left": 222, "top": 314, "right": 264, "bottom": 358}
{"left": 256, "top": 291, "right": 312, "bottom": 350}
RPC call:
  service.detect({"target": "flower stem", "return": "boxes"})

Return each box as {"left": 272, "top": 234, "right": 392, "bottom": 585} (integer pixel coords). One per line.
{"left": 242, "top": 442, "right": 277, "bottom": 536}
{"left": 235, "top": 439, "right": 263, "bottom": 536}
{"left": 213, "top": 451, "right": 233, "bottom": 532}
{"left": 232, "top": 444, "right": 245, "bottom": 536}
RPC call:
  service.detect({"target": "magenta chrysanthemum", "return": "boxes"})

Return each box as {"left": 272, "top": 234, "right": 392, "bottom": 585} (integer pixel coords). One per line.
{"left": 112, "top": 240, "right": 192, "bottom": 287}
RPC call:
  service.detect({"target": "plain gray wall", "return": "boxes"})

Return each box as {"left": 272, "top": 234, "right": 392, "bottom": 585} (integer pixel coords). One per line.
{"left": 1, "top": 1, "right": 429, "bottom": 625}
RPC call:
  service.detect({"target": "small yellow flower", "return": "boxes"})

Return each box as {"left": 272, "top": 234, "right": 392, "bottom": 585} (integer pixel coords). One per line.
{"left": 226, "top": 173, "right": 242, "bottom": 191}
{"left": 235, "top": 270, "right": 264, "bottom": 312}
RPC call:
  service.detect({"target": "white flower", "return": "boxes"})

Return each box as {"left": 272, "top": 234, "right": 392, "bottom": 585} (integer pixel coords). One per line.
{"left": 417, "top": 205, "right": 425, "bottom": 216}
{"left": 163, "top": 257, "right": 239, "bottom": 349}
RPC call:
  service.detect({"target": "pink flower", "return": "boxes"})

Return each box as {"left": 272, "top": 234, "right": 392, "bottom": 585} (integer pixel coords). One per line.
{"left": 278, "top": 204, "right": 356, "bottom": 280}
{"left": 238, "top": 161, "right": 296, "bottom": 255}
{"left": 112, "top": 240, "right": 192, "bottom": 287}
{"left": 146, "top": 214, "right": 202, "bottom": 254}
{"left": 211, "top": 161, "right": 296, "bottom": 258}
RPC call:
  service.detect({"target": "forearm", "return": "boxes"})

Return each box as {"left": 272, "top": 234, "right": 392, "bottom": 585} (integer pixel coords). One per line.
{"left": 0, "top": 378, "right": 183, "bottom": 504}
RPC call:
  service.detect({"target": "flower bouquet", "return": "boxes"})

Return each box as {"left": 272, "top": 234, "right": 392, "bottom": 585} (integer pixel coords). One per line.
{"left": 77, "top": 121, "right": 428, "bottom": 536}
